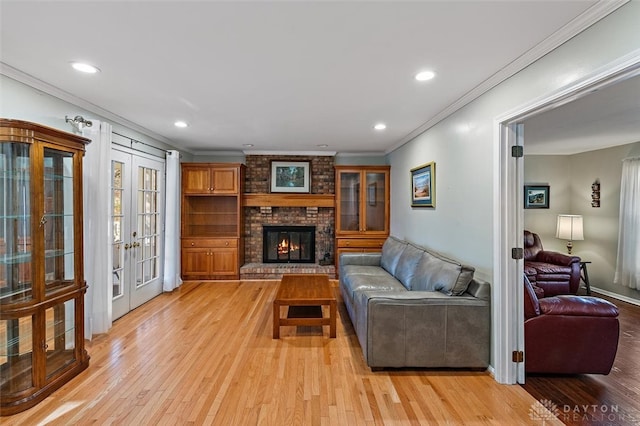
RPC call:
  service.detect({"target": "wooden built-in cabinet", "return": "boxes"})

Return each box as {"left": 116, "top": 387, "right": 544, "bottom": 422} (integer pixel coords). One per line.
{"left": 0, "top": 119, "right": 90, "bottom": 415}
{"left": 181, "top": 163, "right": 245, "bottom": 279}
{"left": 182, "top": 164, "right": 239, "bottom": 194}
{"left": 335, "top": 166, "right": 390, "bottom": 272}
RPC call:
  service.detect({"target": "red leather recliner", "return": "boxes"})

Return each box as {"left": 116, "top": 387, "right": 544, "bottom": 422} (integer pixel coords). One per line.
{"left": 524, "top": 230, "right": 581, "bottom": 296}
{"left": 524, "top": 275, "right": 619, "bottom": 374}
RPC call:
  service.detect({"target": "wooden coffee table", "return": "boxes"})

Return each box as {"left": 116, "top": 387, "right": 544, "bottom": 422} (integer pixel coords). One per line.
{"left": 273, "top": 274, "right": 336, "bottom": 339}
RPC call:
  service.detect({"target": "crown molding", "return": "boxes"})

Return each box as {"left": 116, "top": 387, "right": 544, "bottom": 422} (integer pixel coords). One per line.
{"left": 335, "top": 151, "right": 387, "bottom": 158}
{"left": 385, "top": 0, "right": 629, "bottom": 154}
{"left": 242, "top": 150, "right": 337, "bottom": 156}
{"left": 190, "top": 150, "right": 246, "bottom": 157}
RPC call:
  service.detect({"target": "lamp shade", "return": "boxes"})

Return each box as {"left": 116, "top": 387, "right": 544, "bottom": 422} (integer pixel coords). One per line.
{"left": 555, "top": 214, "right": 584, "bottom": 241}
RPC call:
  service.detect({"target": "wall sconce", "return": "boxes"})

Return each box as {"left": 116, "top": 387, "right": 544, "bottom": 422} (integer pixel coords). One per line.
{"left": 555, "top": 214, "right": 584, "bottom": 254}
{"left": 65, "top": 115, "right": 93, "bottom": 133}
{"left": 591, "top": 180, "right": 600, "bottom": 207}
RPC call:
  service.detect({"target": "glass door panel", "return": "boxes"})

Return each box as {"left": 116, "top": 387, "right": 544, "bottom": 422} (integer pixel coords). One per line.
{"left": 43, "top": 148, "right": 75, "bottom": 295}
{"left": 136, "top": 165, "right": 160, "bottom": 288}
{"left": 44, "top": 299, "right": 76, "bottom": 379}
{"left": 338, "top": 172, "right": 360, "bottom": 232}
{"left": 111, "top": 159, "right": 125, "bottom": 300}
{"left": 0, "top": 142, "right": 32, "bottom": 304}
{"left": 365, "top": 172, "right": 386, "bottom": 232}
{"left": 0, "top": 316, "right": 34, "bottom": 395}
{"left": 130, "top": 156, "right": 163, "bottom": 310}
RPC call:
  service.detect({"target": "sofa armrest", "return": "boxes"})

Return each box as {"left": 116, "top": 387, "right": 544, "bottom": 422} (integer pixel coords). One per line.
{"left": 539, "top": 296, "right": 619, "bottom": 317}
{"left": 339, "top": 252, "right": 382, "bottom": 266}
{"left": 464, "top": 279, "right": 491, "bottom": 301}
{"left": 536, "top": 250, "right": 580, "bottom": 266}
{"left": 359, "top": 290, "right": 490, "bottom": 368}
{"left": 339, "top": 253, "right": 382, "bottom": 278}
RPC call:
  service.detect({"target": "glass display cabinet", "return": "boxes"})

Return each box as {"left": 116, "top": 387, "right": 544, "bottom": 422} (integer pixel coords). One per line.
{"left": 335, "top": 166, "right": 390, "bottom": 272}
{"left": 0, "top": 119, "right": 90, "bottom": 415}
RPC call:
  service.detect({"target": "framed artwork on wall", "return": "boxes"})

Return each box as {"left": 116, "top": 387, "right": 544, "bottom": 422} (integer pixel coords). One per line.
{"left": 411, "top": 162, "right": 435, "bottom": 208}
{"left": 524, "top": 185, "right": 550, "bottom": 209}
{"left": 270, "top": 161, "right": 310, "bottom": 193}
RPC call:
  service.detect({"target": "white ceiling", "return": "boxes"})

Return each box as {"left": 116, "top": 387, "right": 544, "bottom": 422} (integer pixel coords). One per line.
{"left": 2, "top": 0, "right": 632, "bottom": 155}
{"left": 524, "top": 73, "right": 640, "bottom": 155}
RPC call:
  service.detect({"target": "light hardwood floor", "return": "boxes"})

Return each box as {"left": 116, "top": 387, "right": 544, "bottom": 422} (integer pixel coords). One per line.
{"left": 5, "top": 281, "right": 557, "bottom": 425}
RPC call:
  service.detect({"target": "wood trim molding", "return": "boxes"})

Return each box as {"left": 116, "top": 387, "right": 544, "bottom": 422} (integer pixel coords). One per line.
{"left": 243, "top": 193, "right": 335, "bottom": 208}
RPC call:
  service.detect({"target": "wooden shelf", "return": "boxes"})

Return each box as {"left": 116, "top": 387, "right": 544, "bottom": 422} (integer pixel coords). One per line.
{"left": 243, "top": 193, "right": 335, "bottom": 208}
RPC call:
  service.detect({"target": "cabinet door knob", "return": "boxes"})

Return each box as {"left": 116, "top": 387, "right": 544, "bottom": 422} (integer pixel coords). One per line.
{"left": 191, "top": 242, "right": 195, "bottom": 246}
{"left": 225, "top": 241, "right": 229, "bottom": 246}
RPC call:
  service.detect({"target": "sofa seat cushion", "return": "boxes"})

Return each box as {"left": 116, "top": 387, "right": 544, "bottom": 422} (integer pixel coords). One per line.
{"left": 410, "top": 250, "right": 475, "bottom": 296}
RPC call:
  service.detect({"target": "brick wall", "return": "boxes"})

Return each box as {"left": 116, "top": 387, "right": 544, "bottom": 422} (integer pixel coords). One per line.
{"left": 244, "top": 155, "right": 334, "bottom": 194}
{"left": 244, "top": 155, "right": 335, "bottom": 264}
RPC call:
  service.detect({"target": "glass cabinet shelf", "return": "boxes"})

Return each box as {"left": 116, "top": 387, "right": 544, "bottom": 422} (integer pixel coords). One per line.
{"left": 0, "top": 252, "right": 31, "bottom": 264}
{"left": 0, "top": 214, "right": 31, "bottom": 220}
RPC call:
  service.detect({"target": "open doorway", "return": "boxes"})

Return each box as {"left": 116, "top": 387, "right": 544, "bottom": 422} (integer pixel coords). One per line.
{"left": 494, "top": 56, "right": 640, "bottom": 386}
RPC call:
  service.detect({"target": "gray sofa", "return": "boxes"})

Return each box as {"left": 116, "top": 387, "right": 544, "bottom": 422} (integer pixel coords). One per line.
{"left": 339, "top": 236, "right": 491, "bottom": 369}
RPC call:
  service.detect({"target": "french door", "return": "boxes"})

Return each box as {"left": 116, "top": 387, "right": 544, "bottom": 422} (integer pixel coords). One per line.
{"left": 111, "top": 149, "right": 164, "bottom": 320}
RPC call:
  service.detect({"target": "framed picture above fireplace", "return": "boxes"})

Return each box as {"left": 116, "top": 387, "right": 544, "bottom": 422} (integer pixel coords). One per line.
{"left": 270, "top": 161, "right": 310, "bottom": 193}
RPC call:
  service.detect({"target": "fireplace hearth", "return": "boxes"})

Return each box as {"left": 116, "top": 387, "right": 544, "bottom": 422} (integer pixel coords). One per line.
{"left": 263, "top": 225, "right": 315, "bottom": 263}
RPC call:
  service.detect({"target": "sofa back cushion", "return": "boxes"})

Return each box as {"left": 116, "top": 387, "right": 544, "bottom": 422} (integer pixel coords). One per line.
{"left": 395, "top": 243, "right": 424, "bottom": 289}
{"left": 381, "top": 236, "right": 407, "bottom": 276}
{"left": 410, "top": 250, "right": 475, "bottom": 295}
{"left": 524, "top": 230, "right": 543, "bottom": 261}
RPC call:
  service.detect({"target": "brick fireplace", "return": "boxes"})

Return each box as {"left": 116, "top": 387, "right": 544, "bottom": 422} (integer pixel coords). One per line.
{"left": 241, "top": 154, "right": 336, "bottom": 279}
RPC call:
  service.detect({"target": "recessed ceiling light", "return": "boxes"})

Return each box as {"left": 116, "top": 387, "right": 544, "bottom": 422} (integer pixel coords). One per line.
{"left": 374, "top": 123, "right": 387, "bottom": 131}
{"left": 415, "top": 70, "right": 436, "bottom": 82}
{"left": 174, "top": 121, "right": 188, "bottom": 128}
{"left": 71, "top": 62, "right": 100, "bottom": 74}
{"left": 243, "top": 144, "right": 254, "bottom": 147}
{"left": 317, "top": 144, "right": 329, "bottom": 148}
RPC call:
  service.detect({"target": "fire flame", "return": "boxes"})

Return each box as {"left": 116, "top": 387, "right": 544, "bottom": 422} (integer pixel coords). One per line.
{"left": 278, "top": 238, "right": 299, "bottom": 255}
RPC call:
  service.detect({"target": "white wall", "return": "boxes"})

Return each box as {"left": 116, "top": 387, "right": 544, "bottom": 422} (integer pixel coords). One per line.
{"left": 0, "top": 75, "right": 178, "bottom": 155}
{"left": 387, "top": 2, "right": 640, "bottom": 285}
{"left": 523, "top": 155, "right": 571, "bottom": 240}
{"left": 526, "top": 142, "right": 640, "bottom": 302}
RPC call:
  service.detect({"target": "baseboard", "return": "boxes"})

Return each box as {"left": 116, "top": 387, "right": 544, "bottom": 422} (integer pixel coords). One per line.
{"left": 591, "top": 286, "right": 640, "bottom": 307}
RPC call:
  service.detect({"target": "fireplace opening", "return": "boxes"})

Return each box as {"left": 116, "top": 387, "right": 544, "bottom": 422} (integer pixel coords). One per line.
{"left": 263, "top": 225, "right": 315, "bottom": 263}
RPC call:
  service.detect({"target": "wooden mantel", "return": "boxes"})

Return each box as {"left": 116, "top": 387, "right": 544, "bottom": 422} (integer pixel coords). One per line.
{"left": 243, "top": 193, "right": 335, "bottom": 208}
